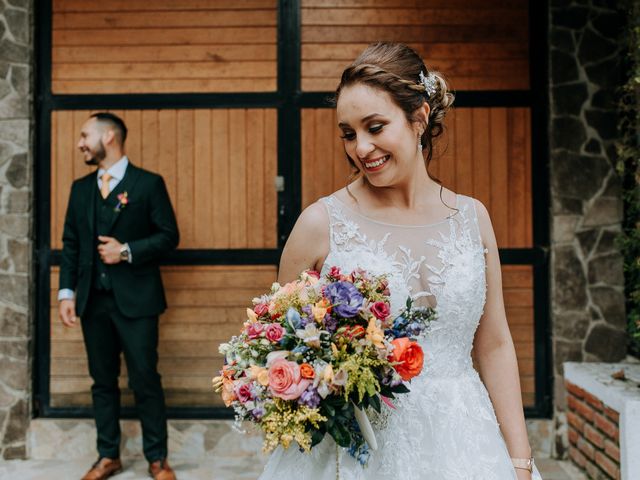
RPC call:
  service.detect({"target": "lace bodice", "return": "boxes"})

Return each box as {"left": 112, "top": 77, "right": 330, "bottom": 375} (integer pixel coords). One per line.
{"left": 320, "top": 194, "right": 488, "bottom": 378}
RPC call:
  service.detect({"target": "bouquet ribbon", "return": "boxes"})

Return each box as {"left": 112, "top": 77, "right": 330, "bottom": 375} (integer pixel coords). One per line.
{"left": 353, "top": 403, "right": 378, "bottom": 450}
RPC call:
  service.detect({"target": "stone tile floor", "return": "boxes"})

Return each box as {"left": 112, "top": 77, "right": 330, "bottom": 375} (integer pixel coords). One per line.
{"left": 0, "top": 456, "right": 586, "bottom": 480}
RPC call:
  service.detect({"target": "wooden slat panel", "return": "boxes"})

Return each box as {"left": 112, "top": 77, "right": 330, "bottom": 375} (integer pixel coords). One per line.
{"left": 503, "top": 265, "right": 535, "bottom": 407}
{"left": 53, "top": 62, "right": 276, "bottom": 80}
{"left": 50, "top": 265, "right": 277, "bottom": 408}
{"left": 54, "top": 0, "right": 275, "bottom": 12}
{"left": 302, "top": 8, "right": 527, "bottom": 25}
{"left": 229, "top": 110, "right": 248, "bottom": 247}
{"left": 303, "top": 0, "right": 526, "bottom": 7}
{"left": 52, "top": 1, "right": 277, "bottom": 94}
{"left": 302, "top": 42, "right": 528, "bottom": 61}
{"left": 54, "top": 45, "right": 277, "bottom": 63}
{"left": 50, "top": 109, "right": 278, "bottom": 250}
{"left": 263, "top": 111, "right": 278, "bottom": 247}
{"left": 300, "top": 1, "right": 528, "bottom": 92}
{"left": 301, "top": 109, "right": 354, "bottom": 208}
{"left": 53, "top": 10, "right": 276, "bottom": 29}
{"left": 489, "top": 108, "right": 509, "bottom": 248}
{"left": 301, "top": 107, "right": 533, "bottom": 248}
{"left": 53, "top": 28, "right": 276, "bottom": 46}
{"left": 302, "top": 26, "right": 527, "bottom": 44}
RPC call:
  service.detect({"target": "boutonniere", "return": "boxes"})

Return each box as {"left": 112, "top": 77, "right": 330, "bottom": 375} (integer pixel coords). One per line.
{"left": 115, "top": 192, "right": 129, "bottom": 212}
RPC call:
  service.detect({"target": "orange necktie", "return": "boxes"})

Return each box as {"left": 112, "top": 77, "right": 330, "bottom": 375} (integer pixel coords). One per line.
{"left": 100, "top": 172, "right": 112, "bottom": 199}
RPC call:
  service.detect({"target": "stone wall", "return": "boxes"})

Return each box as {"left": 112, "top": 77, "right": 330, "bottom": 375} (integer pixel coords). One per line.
{"left": 0, "top": 0, "right": 33, "bottom": 459}
{"left": 549, "top": 0, "right": 628, "bottom": 457}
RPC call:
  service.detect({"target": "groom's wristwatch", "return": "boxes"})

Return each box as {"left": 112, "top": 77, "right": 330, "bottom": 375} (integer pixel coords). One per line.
{"left": 511, "top": 457, "right": 534, "bottom": 473}
{"left": 119, "top": 243, "right": 130, "bottom": 262}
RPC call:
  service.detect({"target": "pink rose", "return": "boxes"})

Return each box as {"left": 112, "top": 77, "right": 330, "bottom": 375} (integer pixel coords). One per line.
{"left": 246, "top": 322, "right": 264, "bottom": 339}
{"left": 254, "top": 303, "right": 269, "bottom": 317}
{"left": 371, "top": 301, "right": 391, "bottom": 320}
{"left": 235, "top": 383, "right": 253, "bottom": 403}
{"left": 265, "top": 323, "right": 285, "bottom": 342}
{"left": 306, "top": 270, "right": 320, "bottom": 279}
{"left": 268, "top": 358, "right": 312, "bottom": 400}
{"left": 328, "top": 266, "right": 341, "bottom": 278}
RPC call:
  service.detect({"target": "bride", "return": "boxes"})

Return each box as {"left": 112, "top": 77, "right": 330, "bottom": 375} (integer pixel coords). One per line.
{"left": 259, "top": 42, "right": 542, "bottom": 479}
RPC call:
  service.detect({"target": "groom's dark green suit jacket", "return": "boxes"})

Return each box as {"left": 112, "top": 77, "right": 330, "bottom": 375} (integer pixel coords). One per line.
{"left": 59, "top": 162, "right": 179, "bottom": 318}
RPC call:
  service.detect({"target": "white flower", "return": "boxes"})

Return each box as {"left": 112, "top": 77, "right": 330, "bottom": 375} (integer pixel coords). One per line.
{"left": 265, "top": 350, "right": 289, "bottom": 367}
{"left": 317, "top": 382, "right": 331, "bottom": 399}
{"left": 333, "top": 368, "right": 348, "bottom": 386}
{"left": 295, "top": 324, "right": 327, "bottom": 349}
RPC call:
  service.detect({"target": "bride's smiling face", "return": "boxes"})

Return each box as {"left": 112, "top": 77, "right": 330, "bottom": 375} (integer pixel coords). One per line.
{"left": 336, "top": 83, "right": 423, "bottom": 187}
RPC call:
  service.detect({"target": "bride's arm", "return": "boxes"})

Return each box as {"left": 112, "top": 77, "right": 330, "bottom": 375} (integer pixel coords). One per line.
{"left": 277, "top": 201, "right": 330, "bottom": 284}
{"left": 473, "top": 199, "right": 533, "bottom": 479}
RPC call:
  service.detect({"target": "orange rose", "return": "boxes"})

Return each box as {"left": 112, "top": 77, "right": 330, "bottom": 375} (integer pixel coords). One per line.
{"left": 300, "top": 363, "right": 315, "bottom": 379}
{"left": 390, "top": 338, "right": 424, "bottom": 381}
{"left": 221, "top": 379, "right": 237, "bottom": 406}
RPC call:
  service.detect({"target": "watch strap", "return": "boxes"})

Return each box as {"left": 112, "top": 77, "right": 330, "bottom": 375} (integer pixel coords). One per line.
{"left": 511, "top": 457, "right": 534, "bottom": 473}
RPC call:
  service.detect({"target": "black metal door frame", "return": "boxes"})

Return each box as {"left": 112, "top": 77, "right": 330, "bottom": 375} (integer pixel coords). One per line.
{"left": 34, "top": 0, "right": 551, "bottom": 419}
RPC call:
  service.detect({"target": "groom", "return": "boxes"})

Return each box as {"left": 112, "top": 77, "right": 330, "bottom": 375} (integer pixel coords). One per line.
{"left": 58, "top": 112, "right": 179, "bottom": 480}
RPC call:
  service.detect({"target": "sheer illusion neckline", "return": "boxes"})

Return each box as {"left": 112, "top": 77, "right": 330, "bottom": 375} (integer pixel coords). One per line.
{"left": 329, "top": 193, "right": 460, "bottom": 229}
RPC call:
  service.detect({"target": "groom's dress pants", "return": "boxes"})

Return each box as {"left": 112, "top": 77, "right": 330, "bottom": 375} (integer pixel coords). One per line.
{"left": 81, "top": 288, "right": 168, "bottom": 462}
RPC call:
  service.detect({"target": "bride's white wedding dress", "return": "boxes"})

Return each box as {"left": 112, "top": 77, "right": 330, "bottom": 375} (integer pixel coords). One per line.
{"left": 259, "top": 194, "right": 543, "bottom": 479}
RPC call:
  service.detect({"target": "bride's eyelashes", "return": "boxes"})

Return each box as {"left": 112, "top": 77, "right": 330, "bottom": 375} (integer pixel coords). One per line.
{"left": 340, "top": 130, "right": 356, "bottom": 141}
{"left": 340, "top": 124, "right": 385, "bottom": 141}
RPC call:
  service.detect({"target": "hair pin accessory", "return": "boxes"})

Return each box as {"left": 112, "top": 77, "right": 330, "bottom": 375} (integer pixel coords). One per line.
{"left": 419, "top": 71, "right": 437, "bottom": 98}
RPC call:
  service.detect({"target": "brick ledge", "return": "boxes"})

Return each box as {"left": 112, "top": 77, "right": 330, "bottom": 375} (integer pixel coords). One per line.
{"left": 564, "top": 362, "right": 640, "bottom": 480}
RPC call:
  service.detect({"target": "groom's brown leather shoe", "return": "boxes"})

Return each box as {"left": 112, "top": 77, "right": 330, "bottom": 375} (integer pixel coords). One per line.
{"left": 81, "top": 457, "right": 122, "bottom": 480}
{"left": 148, "top": 458, "right": 176, "bottom": 480}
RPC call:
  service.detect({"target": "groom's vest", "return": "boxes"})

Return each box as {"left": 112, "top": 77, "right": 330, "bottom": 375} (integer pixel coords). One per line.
{"left": 92, "top": 186, "right": 114, "bottom": 291}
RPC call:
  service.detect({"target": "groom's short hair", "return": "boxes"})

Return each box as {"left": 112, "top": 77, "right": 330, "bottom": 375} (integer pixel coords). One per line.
{"left": 91, "top": 112, "right": 128, "bottom": 146}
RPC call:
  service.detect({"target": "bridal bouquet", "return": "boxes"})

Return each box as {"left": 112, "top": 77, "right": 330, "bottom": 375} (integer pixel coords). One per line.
{"left": 212, "top": 267, "right": 435, "bottom": 465}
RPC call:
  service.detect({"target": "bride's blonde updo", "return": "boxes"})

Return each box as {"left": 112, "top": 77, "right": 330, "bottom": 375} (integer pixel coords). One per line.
{"left": 335, "top": 42, "right": 455, "bottom": 171}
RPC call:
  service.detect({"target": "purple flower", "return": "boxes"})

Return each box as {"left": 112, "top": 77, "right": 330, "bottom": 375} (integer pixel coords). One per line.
{"left": 323, "top": 314, "right": 338, "bottom": 333}
{"left": 251, "top": 406, "right": 265, "bottom": 420}
{"left": 299, "top": 305, "right": 314, "bottom": 327}
{"left": 298, "top": 387, "right": 321, "bottom": 408}
{"left": 325, "top": 282, "right": 364, "bottom": 318}
{"left": 381, "top": 369, "right": 403, "bottom": 388}
{"left": 406, "top": 322, "right": 424, "bottom": 337}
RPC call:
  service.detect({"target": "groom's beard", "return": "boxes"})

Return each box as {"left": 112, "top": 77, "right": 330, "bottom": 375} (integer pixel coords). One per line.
{"left": 83, "top": 141, "right": 106, "bottom": 166}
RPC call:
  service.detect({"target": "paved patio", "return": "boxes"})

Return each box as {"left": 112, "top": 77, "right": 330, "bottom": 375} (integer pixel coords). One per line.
{"left": 0, "top": 456, "right": 586, "bottom": 480}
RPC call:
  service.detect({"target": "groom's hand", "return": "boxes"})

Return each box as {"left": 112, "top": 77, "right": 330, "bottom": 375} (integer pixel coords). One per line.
{"left": 59, "top": 299, "right": 77, "bottom": 328}
{"left": 97, "top": 236, "right": 123, "bottom": 264}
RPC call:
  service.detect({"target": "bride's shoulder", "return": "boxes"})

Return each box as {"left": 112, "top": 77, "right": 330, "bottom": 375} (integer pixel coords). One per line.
{"left": 447, "top": 190, "right": 489, "bottom": 221}
{"left": 450, "top": 192, "right": 495, "bottom": 249}
{"left": 289, "top": 200, "right": 331, "bottom": 244}
{"left": 279, "top": 200, "right": 330, "bottom": 280}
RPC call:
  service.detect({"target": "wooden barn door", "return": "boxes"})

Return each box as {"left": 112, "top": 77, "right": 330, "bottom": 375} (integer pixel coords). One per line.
{"left": 37, "top": 0, "right": 550, "bottom": 417}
